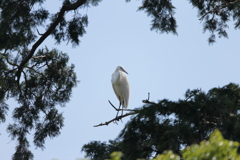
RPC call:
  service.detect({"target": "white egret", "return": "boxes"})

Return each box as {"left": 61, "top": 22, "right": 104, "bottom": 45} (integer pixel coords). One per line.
{"left": 111, "top": 66, "right": 130, "bottom": 118}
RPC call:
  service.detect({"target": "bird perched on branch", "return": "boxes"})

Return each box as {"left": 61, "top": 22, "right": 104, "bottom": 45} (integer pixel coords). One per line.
{"left": 111, "top": 66, "right": 130, "bottom": 118}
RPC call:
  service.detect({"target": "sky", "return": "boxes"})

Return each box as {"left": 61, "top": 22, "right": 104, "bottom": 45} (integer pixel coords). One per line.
{"left": 1, "top": 0, "right": 240, "bottom": 160}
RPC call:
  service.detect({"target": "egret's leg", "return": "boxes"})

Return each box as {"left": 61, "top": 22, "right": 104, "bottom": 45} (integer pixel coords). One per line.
{"left": 120, "top": 101, "right": 124, "bottom": 122}
{"left": 116, "top": 102, "right": 121, "bottom": 118}
{"left": 121, "top": 105, "right": 124, "bottom": 117}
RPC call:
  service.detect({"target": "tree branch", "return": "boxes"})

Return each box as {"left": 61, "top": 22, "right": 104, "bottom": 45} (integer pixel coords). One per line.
{"left": 15, "top": 0, "right": 87, "bottom": 88}
{"left": 94, "top": 93, "right": 157, "bottom": 127}
{"left": 94, "top": 111, "right": 137, "bottom": 127}
{"left": 108, "top": 100, "right": 136, "bottom": 112}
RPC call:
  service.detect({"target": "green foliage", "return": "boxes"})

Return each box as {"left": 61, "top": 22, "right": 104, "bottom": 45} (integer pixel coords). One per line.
{"left": 182, "top": 129, "right": 240, "bottom": 160}
{"left": 82, "top": 83, "right": 240, "bottom": 160}
{"left": 110, "top": 152, "right": 123, "bottom": 160}
{"left": 0, "top": 0, "right": 88, "bottom": 158}
{"left": 3, "top": 47, "right": 77, "bottom": 160}
{"left": 106, "top": 130, "right": 240, "bottom": 160}
{"left": 153, "top": 151, "right": 180, "bottom": 160}
{"left": 138, "top": 0, "right": 177, "bottom": 35}
{"left": 67, "top": 15, "right": 88, "bottom": 46}
{"left": 50, "top": 12, "right": 88, "bottom": 46}
{"left": 0, "top": 0, "right": 49, "bottom": 50}
{"left": 85, "top": 0, "right": 103, "bottom": 7}
{"left": 82, "top": 140, "right": 121, "bottom": 160}
{"left": 189, "top": 0, "right": 240, "bottom": 44}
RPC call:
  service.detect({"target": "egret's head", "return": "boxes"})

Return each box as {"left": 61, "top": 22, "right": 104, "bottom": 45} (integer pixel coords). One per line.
{"left": 115, "top": 66, "right": 128, "bottom": 74}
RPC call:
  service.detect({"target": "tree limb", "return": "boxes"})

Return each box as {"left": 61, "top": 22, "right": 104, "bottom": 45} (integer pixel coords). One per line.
{"left": 15, "top": 0, "right": 87, "bottom": 88}
{"left": 94, "top": 93, "right": 157, "bottom": 127}
{"left": 94, "top": 111, "right": 137, "bottom": 127}
{"left": 108, "top": 100, "right": 137, "bottom": 124}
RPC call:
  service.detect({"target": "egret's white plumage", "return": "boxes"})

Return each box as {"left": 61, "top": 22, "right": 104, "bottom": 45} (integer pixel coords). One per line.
{"left": 111, "top": 66, "right": 130, "bottom": 109}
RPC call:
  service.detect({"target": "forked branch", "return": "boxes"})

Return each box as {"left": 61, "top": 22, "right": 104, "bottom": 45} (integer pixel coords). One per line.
{"left": 108, "top": 100, "right": 136, "bottom": 112}
{"left": 94, "top": 93, "right": 156, "bottom": 127}
{"left": 93, "top": 111, "right": 137, "bottom": 127}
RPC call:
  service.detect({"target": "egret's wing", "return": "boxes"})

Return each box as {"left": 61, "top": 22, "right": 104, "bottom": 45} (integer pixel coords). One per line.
{"left": 112, "top": 83, "right": 121, "bottom": 102}
{"left": 120, "top": 73, "right": 130, "bottom": 108}
{"left": 111, "top": 72, "right": 121, "bottom": 102}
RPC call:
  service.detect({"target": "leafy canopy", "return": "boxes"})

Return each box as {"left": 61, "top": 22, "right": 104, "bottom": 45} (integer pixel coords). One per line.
{"left": 106, "top": 130, "right": 240, "bottom": 160}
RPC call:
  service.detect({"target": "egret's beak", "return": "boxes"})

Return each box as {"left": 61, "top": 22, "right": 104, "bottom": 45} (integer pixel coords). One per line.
{"left": 122, "top": 68, "right": 128, "bottom": 74}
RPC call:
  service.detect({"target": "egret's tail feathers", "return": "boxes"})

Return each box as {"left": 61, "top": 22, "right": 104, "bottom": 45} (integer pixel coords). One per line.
{"left": 122, "top": 100, "right": 128, "bottom": 109}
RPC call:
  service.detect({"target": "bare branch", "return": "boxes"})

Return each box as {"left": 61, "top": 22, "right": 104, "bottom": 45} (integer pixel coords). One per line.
{"left": 108, "top": 100, "right": 136, "bottom": 112}
{"left": 94, "top": 111, "right": 137, "bottom": 127}
{"left": 108, "top": 100, "right": 118, "bottom": 110}
{"left": 95, "top": 93, "right": 157, "bottom": 127}
{"left": 93, "top": 101, "right": 138, "bottom": 127}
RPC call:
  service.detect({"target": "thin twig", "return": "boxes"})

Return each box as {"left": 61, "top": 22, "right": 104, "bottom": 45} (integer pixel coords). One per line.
{"left": 108, "top": 100, "right": 118, "bottom": 110}
{"left": 108, "top": 100, "right": 137, "bottom": 112}
{"left": 37, "top": 29, "right": 43, "bottom": 35}
{"left": 142, "top": 92, "right": 156, "bottom": 104}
